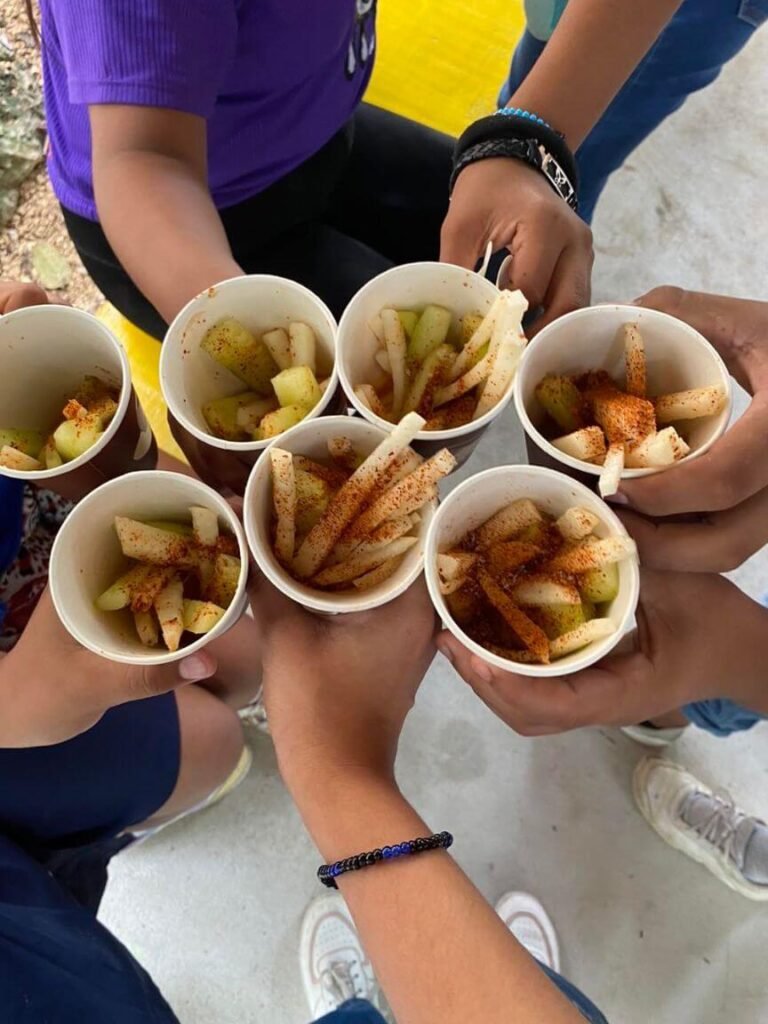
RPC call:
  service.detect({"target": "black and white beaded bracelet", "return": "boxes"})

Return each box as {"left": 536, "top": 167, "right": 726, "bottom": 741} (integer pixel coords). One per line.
{"left": 318, "top": 831, "right": 454, "bottom": 889}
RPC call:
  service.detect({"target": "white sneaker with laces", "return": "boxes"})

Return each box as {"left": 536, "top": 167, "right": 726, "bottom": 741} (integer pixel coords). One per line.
{"left": 621, "top": 723, "right": 686, "bottom": 747}
{"left": 300, "top": 894, "right": 390, "bottom": 1021}
{"left": 494, "top": 891, "right": 561, "bottom": 973}
{"left": 633, "top": 757, "right": 768, "bottom": 901}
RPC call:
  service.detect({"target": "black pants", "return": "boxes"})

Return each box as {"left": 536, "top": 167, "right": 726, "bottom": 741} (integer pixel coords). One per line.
{"left": 63, "top": 105, "right": 454, "bottom": 339}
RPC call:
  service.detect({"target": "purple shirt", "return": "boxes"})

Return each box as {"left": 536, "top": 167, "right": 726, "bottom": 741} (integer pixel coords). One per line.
{"left": 40, "top": 1, "right": 376, "bottom": 220}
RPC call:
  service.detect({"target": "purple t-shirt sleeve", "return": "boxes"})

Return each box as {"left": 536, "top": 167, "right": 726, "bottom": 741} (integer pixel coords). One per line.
{"left": 53, "top": 1, "right": 238, "bottom": 117}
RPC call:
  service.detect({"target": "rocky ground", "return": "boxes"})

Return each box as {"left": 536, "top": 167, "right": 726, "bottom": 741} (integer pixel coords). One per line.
{"left": 0, "top": 0, "right": 102, "bottom": 310}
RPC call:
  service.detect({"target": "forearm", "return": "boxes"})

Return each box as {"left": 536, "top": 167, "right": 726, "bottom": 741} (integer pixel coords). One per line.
{"left": 508, "top": 0, "right": 684, "bottom": 147}
{"left": 725, "top": 599, "right": 768, "bottom": 716}
{"left": 0, "top": 654, "right": 102, "bottom": 747}
{"left": 289, "top": 769, "right": 583, "bottom": 1024}
{"left": 94, "top": 151, "right": 242, "bottom": 324}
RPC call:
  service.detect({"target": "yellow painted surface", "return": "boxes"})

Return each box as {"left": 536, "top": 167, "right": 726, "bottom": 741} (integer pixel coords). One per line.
{"left": 101, "top": 0, "right": 526, "bottom": 455}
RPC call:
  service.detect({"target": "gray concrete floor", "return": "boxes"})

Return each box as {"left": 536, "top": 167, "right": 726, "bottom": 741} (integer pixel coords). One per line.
{"left": 100, "top": 27, "right": 768, "bottom": 1024}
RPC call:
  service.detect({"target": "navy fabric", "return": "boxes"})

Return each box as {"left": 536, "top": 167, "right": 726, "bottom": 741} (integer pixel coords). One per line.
{"left": 0, "top": 478, "right": 24, "bottom": 626}
{"left": 0, "top": 832, "right": 178, "bottom": 1023}
{"left": 500, "top": 0, "right": 767, "bottom": 222}
{"left": 0, "top": 693, "right": 180, "bottom": 911}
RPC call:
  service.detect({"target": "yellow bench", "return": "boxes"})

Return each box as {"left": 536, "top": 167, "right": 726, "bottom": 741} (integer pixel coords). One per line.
{"left": 97, "top": 0, "right": 525, "bottom": 457}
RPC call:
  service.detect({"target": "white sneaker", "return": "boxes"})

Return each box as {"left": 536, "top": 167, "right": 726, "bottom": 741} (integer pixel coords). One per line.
{"left": 300, "top": 894, "right": 390, "bottom": 1021}
{"left": 621, "top": 722, "right": 686, "bottom": 747}
{"left": 633, "top": 757, "right": 768, "bottom": 901}
{"left": 494, "top": 891, "right": 561, "bottom": 973}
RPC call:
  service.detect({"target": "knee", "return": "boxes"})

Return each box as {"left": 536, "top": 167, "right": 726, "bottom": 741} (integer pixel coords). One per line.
{"left": 175, "top": 685, "right": 246, "bottom": 802}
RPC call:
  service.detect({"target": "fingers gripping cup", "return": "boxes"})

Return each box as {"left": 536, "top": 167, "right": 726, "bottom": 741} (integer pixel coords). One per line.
{"left": 337, "top": 262, "right": 511, "bottom": 469}
{"left": 244, "top": 415, "right": 439, "bottom": 615}
{"left": 425, "top": 465, "right": 640, "bottom": 678}
{"left": 0, "top": 305, "right": 133, "bottom": 481}
{"left": 49, "top": 471, "right": 248, "bottom": 665}
{"left": 514, "top": 304, "right": 732, "bottom": 489}
{"left": 161, "top": 275, "right": 340, "bottom": 467}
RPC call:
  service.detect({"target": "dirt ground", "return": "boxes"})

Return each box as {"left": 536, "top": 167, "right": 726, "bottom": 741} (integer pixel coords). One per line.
{"left": 0, "top": 0, "right": 102, "bottom": 310}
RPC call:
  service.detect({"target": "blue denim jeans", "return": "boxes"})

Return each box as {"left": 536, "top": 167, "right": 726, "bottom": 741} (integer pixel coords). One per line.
{"left": 500, "top": 0, "right": 768, "bottom": 222}
{"left": 317, "top": 963, "right": 610, "bottom": 1024}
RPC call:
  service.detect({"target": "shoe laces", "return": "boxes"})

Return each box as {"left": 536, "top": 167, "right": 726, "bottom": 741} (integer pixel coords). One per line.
{"left": 682, "top": 789, "right": 747, "bottom": 866}
{"left": 321, "top": 958, "right": 367, "bottom": 1004}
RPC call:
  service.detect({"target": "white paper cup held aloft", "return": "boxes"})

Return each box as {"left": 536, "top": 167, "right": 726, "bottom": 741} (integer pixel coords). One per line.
{"left": 425, "top": 465, "right": 640, "bottom": 678}
{"left": 244, "top": 415, "right": 437, "bottom": 615}
{"left": 0, "top": 305, "right": 132, "bottom": 481}
{"left": 49, "top": 471, "right": 249, "bottom": 666}
{"left": 514, "top": 304, "right": 732, "bottom": 483}
{"left": 336, "top": 262, "right": 502, "bottom": 467}
{"left": 160, "top": 274, "right": 340, "bottom": 460}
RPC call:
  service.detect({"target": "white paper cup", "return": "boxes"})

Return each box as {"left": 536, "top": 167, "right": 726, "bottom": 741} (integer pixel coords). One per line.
{"left": 0, "top": 305, "right": 132, "bottom": 481}
{"left": 336, "top": 262, "right": 502, "bottom": 467}
{"left": 514, "top": 304, "right": 732, "bottom": 482}
{"left": 425, "top": 465, "right": 640, "bottom": 678}
{"left": 49, "top": 471, "right": 248, "bottom": 666}
{"left": 160, "top": 274, "right": 340, "bottom": 460}
{"left": 244, "top": 415, "right": 436, "bottom": 614}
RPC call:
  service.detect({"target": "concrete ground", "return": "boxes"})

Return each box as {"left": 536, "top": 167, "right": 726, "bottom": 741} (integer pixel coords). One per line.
{"left": 100, "top": 26, "right": 768, "bottom": 1024}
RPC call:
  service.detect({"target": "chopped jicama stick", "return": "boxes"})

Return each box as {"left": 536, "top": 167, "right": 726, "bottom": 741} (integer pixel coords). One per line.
{"left": 512, "top": 579, "right": 582, "bottom": 606}
{"left": 433, "top": 352, "right": 492, "bottom": 407}
{"left": 625, "top": 427, "right": 690, "bottom": 468}
{"left": 262, "top": 328, "right": 291, "bottom": 371}
{"left": 270, "top": 447, "right": 297, "bottom": 565}
{"left": 548, "top": 536, "right": 636, "bottom": 573}
{"left": 472, "top": 334, "right": 523, "bottom": 420}
{"left": 486, "top": 540, "right": 541, "bottom": 573}
{"left": 599, "top": 442, "right": 625, "bottom": 498}
{"left": 190, "top": 505, "right": 219, "bottom": 547}
{"left": 134, "top": 610, "right": 160, "bottom": 646}
{"left": 654, "top": 385, "right": 727, "bottom": 423}
{"left": 374, "top": 349, "right": 391, "bottom": 374}
{"left": 312, "top": 536, "right": 417, "bottom": 586}
{"left": 552, "top": 426, "right": 607, "bottom": 464}
{"left": 0, "top": 446, "right": 42, "bottom": 472}
{"left": 381, "top": 308, "right": 408, "bottom": 419}
{"left": 437, "top": 551, "right": 478, "bottom": 583}
{"left": 477, "top": 570, "right": 550, "bottom": 664}
{"left": 549, "top": 618, "right": 615, "bottom": 657}
{"left": 352, "top": 556, "right": 402, "bottom": 591}
{"left": 475, "top": 498, "right": 542, "bottom": 549}
{"left": 556, "top": 507, "right": 600, "bottom": 542}
{"left": 288, "top": 322, "right": 316, "bottom": 373}
{"left": 292, "top": 413, "right": 425, "bottom": 578}
{"left": 622, "top": 324, "right": 646, "bottom": 398}
{"left": 154, "top": 578, "right": 184, "bottom": 653}
{"left": 354, "top": 384, "right": 386, "bottom": 418}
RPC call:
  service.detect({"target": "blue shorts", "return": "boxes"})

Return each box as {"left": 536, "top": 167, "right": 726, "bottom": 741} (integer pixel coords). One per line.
{"left": 0, "top": 692, "right": 180, "bottom": 911}
{"left": 683, "top": 698, "right": 765, "bottom": 738}
{"left": 500, "top": 0, "right": 768, "bottom": 222}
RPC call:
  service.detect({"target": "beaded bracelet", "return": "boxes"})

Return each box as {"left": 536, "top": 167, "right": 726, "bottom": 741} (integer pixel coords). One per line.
{"left": 318, "top": 831, "right": 454, "bottom": 889}
{"left": 495, "top": 106, "right": 552, "bottom": 129}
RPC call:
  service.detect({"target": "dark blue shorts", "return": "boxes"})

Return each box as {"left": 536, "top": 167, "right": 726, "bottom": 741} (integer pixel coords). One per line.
{"left": 0, "top": 692, "right": 180, "bottom": 911}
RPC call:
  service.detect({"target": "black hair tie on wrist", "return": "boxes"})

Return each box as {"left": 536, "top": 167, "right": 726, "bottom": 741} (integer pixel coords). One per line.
{"left": 450, "top": 111, "right": 579, "bottom": 212}
{"left": 318, "top": 831, "right": 454, "bottom": 889}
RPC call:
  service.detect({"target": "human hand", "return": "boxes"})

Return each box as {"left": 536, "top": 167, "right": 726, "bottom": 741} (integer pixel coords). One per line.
{"left": 169, "top": 417, "right": 253, "bottom": 496}
{"left": 615, "top": 287, "right": 768, "bottom": 572}
{"left": 440, "top": 159, "right": 593, "bottom": 334}
{"left": 249, "top": 575, "right": 437, "bottom": 790}
{"left": 0, "top": 280, "right": 49, "bottom": 313}
{"left": 436, "top": 570, "right": 768, "bottom": 736}
{"left": 0, "top": 588, "right": 217, "bottom": 747}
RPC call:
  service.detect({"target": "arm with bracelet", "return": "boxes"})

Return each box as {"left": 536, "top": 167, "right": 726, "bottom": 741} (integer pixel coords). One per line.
{"left": 252, "top": 575, "right": 604, "bottom": 1024}
{"left": 441, "top": 0, "right": 684, "bottom": 332}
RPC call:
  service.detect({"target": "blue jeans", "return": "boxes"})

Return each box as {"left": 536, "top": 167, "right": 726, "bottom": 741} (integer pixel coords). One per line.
{"left": 500, "top": 0, "right": 768, "bottom": 222}
{"left": 317, "top": 964, "right": 609, "bottom": 1024}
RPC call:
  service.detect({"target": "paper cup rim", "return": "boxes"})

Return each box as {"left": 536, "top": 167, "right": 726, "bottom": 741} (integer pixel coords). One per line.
{"left": 336, "top": 261, "right": 504, "bottom": 441}
{"left": 49, "top": 470, "right": 249, "bottom": 665}
{"left": 159, "top": 274, "right": 340, "bottom": 452}
{"left": 425, "top": 464, "right": 640, "bottom": 677}
{"left": 0, "top": 305, "right": 133, "bottom": 481}
{"left": 244, "top": 414, "right": 435, "bottom": 614}
{"left": 513, "top": 303, "right": 733, "bottom": 479}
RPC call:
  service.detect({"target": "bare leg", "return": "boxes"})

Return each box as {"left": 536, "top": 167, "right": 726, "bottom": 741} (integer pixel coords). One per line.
{"left": 648, "top": 709, "right": 689, "bottom": 728}
{"left": 128, "top": 683, "right": 244, "bottom": 830}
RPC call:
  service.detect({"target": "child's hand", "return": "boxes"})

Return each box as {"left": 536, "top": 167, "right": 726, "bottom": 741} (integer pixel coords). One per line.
{"left": 249, "top": 574, "right": 437, "bottom": 792}
{"left": 440, "top": 159, "right": 593, "bottom": 334}
{"left": 0, "top": 281, "right": 49, "bottom": 313}
{"left": 0, "top": 588, "right": 216, "bottom": 748}
{"left": 437, "top": 570, "right": 768, "bottom": 736}
{"left": 616, "top": 288, "right": 768, "bottom": 572}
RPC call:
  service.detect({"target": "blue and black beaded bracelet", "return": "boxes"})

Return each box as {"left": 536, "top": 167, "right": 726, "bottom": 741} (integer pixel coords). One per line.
{"left": 318, "top": 831, "right": 454, "bottom": 889}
